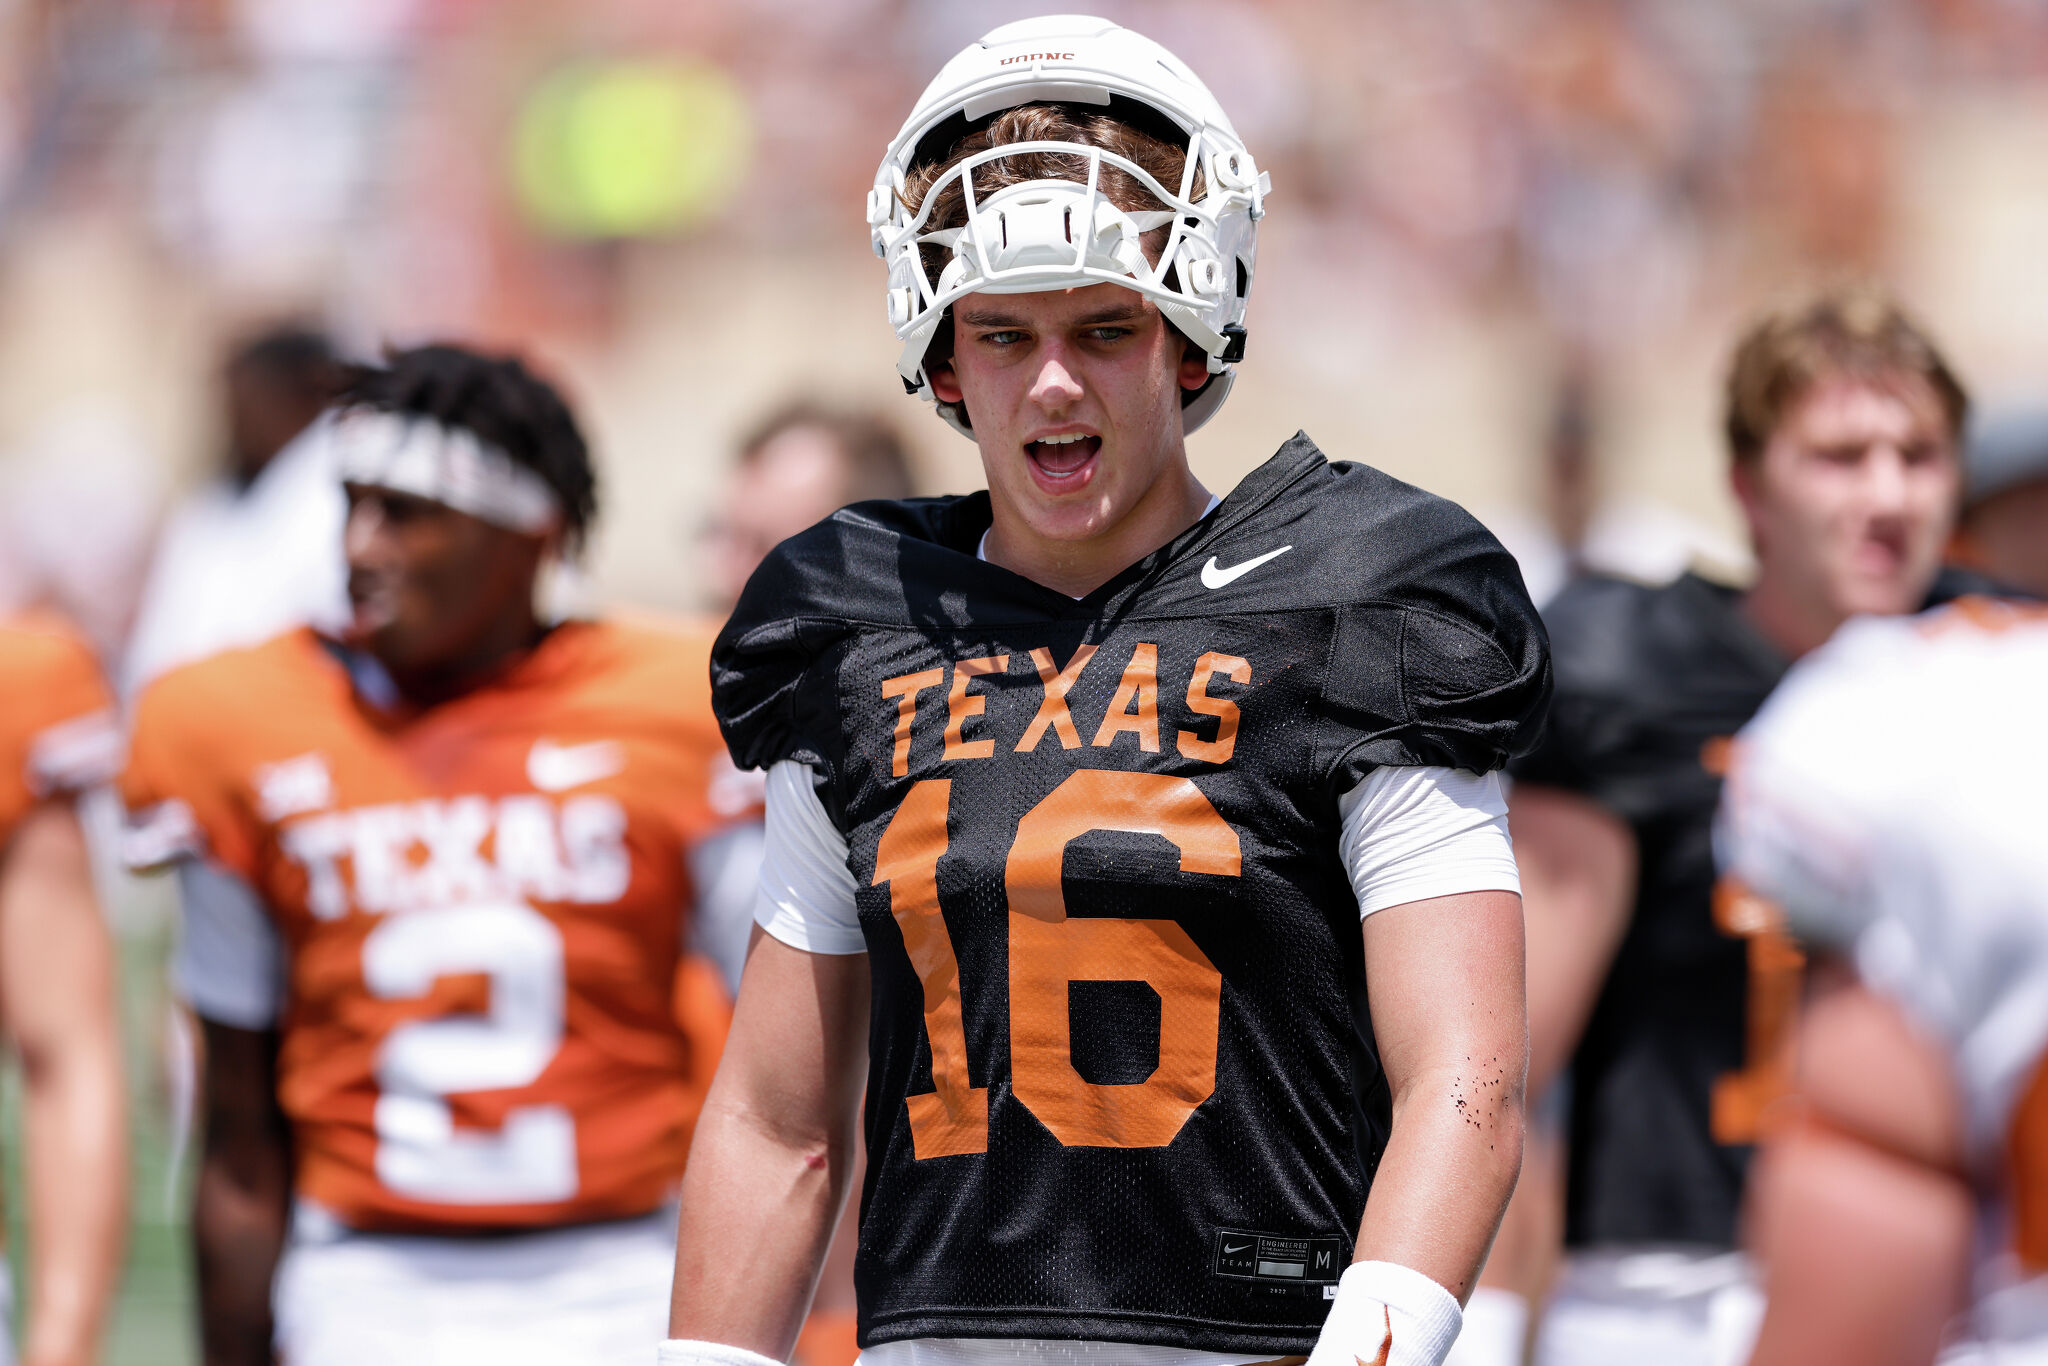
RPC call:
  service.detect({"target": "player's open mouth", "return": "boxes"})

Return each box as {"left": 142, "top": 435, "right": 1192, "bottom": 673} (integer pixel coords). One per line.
{"left": 1023, "top": 431, "right": 1101, "bottom": 493}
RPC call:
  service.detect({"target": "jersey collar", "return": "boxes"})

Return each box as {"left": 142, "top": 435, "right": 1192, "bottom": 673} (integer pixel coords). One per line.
{"left": 935, "top": 431, "right": 1330, "bottom": 617}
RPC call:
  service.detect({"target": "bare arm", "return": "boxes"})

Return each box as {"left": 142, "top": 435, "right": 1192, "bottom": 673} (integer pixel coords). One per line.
{"left": 1356, "top": 889, "right": 1527, "bottom": 1301}
{"left": 193, "top": 1018, "right": 291, "bottom": 1366}
{"left": 0, "top": 802, "right": 127, "bottom": 1366}
{"left": 1473, "top": 784, "right": 1636, "bottom": 1303}
{"left": 1509, "top": 784, "right": 1635, "bottom": 1097}
{"left": 1744, "top": 972, "right": 1972, "bottom": 1366}
{"left": 669, "top": 929, "right": 870, "bottom": 1357}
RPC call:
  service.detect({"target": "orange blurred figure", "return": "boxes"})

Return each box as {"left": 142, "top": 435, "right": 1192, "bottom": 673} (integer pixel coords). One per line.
{"left": 0, "top": 613, "right": 127, "bottom": 1366}
{"left": 121, "top": 346, "right": 750, "bottom": 1366}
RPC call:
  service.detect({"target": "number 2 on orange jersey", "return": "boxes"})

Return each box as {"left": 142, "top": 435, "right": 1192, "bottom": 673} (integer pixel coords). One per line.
{"left": 872, "top": 771, "right": 1238, "bottom": 1157}
{"left": 363, "top": 900, "right": 577, "bottom": 1203}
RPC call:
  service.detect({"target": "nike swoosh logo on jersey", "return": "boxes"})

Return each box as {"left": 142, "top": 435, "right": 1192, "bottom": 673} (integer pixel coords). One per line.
{"left": 1223, "top": 1242, "right": 1252, "bottom": 1254}
{"left": 527, "top": 738, "right": 626, "bottom": 792}
{"left": 1200, "top": 545, "right": 1293, "bottom": 589}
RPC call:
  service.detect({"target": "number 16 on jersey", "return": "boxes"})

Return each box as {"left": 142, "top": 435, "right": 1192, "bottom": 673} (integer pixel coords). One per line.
{"left": 874, "top": 770, "right": 1241, "bottom": 1157}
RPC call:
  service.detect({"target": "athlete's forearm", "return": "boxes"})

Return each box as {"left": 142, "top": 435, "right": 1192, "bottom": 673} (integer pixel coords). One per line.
{"left": 192, "top": 1152, "right": 290, "bottom": 1366}
{"left": 1355, "top": 1061, "right": 1524, "bottom": 1301}
{"left": 19, "top": 1030, "right": 126, "bottom": 1366}
{"left": 0, "top": 803, "right": 127, "bottom": 1366}
{"left": 192, "top": 1020, "right": 291, "bottom": 1366}
{"left": 669, "top": 1085, "right": 860, "bottom": 1356}
{"left": 669, "top": 935, "right": 869, "bottom": 1357}
{"left": 1355, "top": 890, "right": 1528, "bottom": 1303}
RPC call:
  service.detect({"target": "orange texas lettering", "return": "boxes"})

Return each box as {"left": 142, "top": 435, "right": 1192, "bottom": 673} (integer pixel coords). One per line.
{"left": 880, "top": 644, "right": 1253, "bottom": 773}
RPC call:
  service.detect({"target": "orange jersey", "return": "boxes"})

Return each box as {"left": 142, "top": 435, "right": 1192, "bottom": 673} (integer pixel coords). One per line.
{"left": 122, "top": 620, "right": 747, "bottom": 1232}
{"left": 0, "top": 612, "right": 118, "bottom": 841}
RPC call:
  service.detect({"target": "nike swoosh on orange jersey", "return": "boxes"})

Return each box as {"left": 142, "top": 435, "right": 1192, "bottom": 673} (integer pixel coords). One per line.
{"left": 527, "top": 738, "right": 626, "bottom": 792}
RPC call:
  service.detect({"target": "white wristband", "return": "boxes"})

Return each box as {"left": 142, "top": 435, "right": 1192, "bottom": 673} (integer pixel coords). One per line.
{"left": 1306, "top": 1261, "right": 1464, "bottom": 1366}
{"left": 657, "top": 1341, "right": 783, "bottom": 1366}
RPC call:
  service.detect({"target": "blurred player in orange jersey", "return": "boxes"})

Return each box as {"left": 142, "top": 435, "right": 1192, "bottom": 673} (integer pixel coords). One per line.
{"left": 1717, "top": 598, "right": 2048, "bottom": 1366}
{"left": 0, "top": 613, "right": 127, "bottom": 1366}
{"left": 704, "top": 402, "right": 916, "bottom": 614}
{"left": 120, "top": 345, "right": 748, "bottom": 1366}
{"left": 689, "top": 401, "right": 919, "bottom": 995}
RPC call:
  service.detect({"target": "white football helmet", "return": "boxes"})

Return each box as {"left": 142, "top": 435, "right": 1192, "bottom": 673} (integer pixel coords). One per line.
{"left": 870, "top": 14, "right": 1269, "bottom": 437}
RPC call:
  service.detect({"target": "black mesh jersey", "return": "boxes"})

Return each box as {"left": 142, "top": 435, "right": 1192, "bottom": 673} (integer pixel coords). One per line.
{"left": 1512, "top": 565, "right": 2002, "bottom": 1250}
{"left": 713, "top": 434, "right": 1550, "bottom": 1354}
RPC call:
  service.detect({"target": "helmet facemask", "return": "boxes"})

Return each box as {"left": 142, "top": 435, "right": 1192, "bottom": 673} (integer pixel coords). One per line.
{"left": 873, "top": 18, "right": 1267, "bottom": 438}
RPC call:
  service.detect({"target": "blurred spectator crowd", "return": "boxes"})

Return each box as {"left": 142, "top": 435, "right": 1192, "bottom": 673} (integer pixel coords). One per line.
{"left": 0, "top": 4, "right": 2044, "bottom": 1362}
{"left": 2, "top": 0, "right": 2048, "bottom": 663}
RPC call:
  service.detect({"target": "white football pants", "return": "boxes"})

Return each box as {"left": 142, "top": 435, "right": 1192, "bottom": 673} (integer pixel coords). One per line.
{"left": 1533, "top": 1247, "right": 1761, "bottom": 1366}
{"left": 274, "top": 1204, "right": 674, "bottom": 1366}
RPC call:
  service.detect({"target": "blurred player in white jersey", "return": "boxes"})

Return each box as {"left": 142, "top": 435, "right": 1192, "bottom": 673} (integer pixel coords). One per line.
{"left": 125, "top": 326, "right": 358, "bottom": 693}
{"left": 1718, "top": 596, "right": 2048, "bottom": 1365}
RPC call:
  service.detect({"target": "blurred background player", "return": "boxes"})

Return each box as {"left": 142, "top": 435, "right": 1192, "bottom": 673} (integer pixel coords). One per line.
{"left": 119, "top": 344, "right": 743, "bottom": 1366}
{"left": 685, "top": 398, "right": 918, "bottom": 990}
{"left": 702, "top": 402, "right": 916, "bottom": 616}
{"left": 1717, "top": 598, "right": 2048, "bottom": 1366}
{"left": 1953, "top": 406, "right": 2048, "bottom": 600}
{"left": 684, "top": 402, "right": 918, "bottom": 1366}
{"left": 1492, "top": 288, "right": 1975, "bottom": 1366}
{"left": 0, "top": 613, "right": 128, "bottom": 1366}
{"left": 123, "top": 325, "right": 357, "bottom": 694}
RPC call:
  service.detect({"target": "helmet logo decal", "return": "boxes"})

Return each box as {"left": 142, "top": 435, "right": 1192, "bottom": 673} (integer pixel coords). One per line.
{"left": 999, "top": 52, "right": 1077, "bottom": 65}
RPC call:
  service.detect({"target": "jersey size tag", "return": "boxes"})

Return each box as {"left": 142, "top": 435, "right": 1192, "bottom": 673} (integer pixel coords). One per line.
{"left": 1211, "top": 1229, "right": 1345, "bottom": 1286}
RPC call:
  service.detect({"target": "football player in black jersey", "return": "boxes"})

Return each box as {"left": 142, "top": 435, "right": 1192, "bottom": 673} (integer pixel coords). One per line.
{"left": 662, "top": 16, "right": 1549, "bottom": 1366}
{"left": 1484, "top": 288, "right": 1974, "bottom": 1366}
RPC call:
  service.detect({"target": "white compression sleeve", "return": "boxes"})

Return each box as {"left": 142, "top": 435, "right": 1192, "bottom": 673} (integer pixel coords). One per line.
{"left": 174, "top": 858, "right": 285, "bottom": 1028}
{"left": 753, "top": 759, "right": 863, "bottom": 955}
{"left": 688, "top": 821, "right": 768, "bottom": 993}
{"left": 1338, "top": 767, "right": 1519, "bottom": 918}
{"left": 1306, "top": 1261, "right": 1463, "bottom": 1366}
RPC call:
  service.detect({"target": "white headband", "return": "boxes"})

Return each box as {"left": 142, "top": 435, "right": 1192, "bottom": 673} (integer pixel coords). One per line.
{"left": 333, "top": 409, "right": 564, "bottom": 536}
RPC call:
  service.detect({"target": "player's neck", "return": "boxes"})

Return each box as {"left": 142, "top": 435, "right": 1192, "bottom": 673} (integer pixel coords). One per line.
{"left": 1740, "top": 574, "right": 1842, "bottom": 661}
{"left": 984, "top": 463, "right": 1214, "bottom": 598}
{"left": 378, "top": 609, "right": 549, "bottom": 707}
